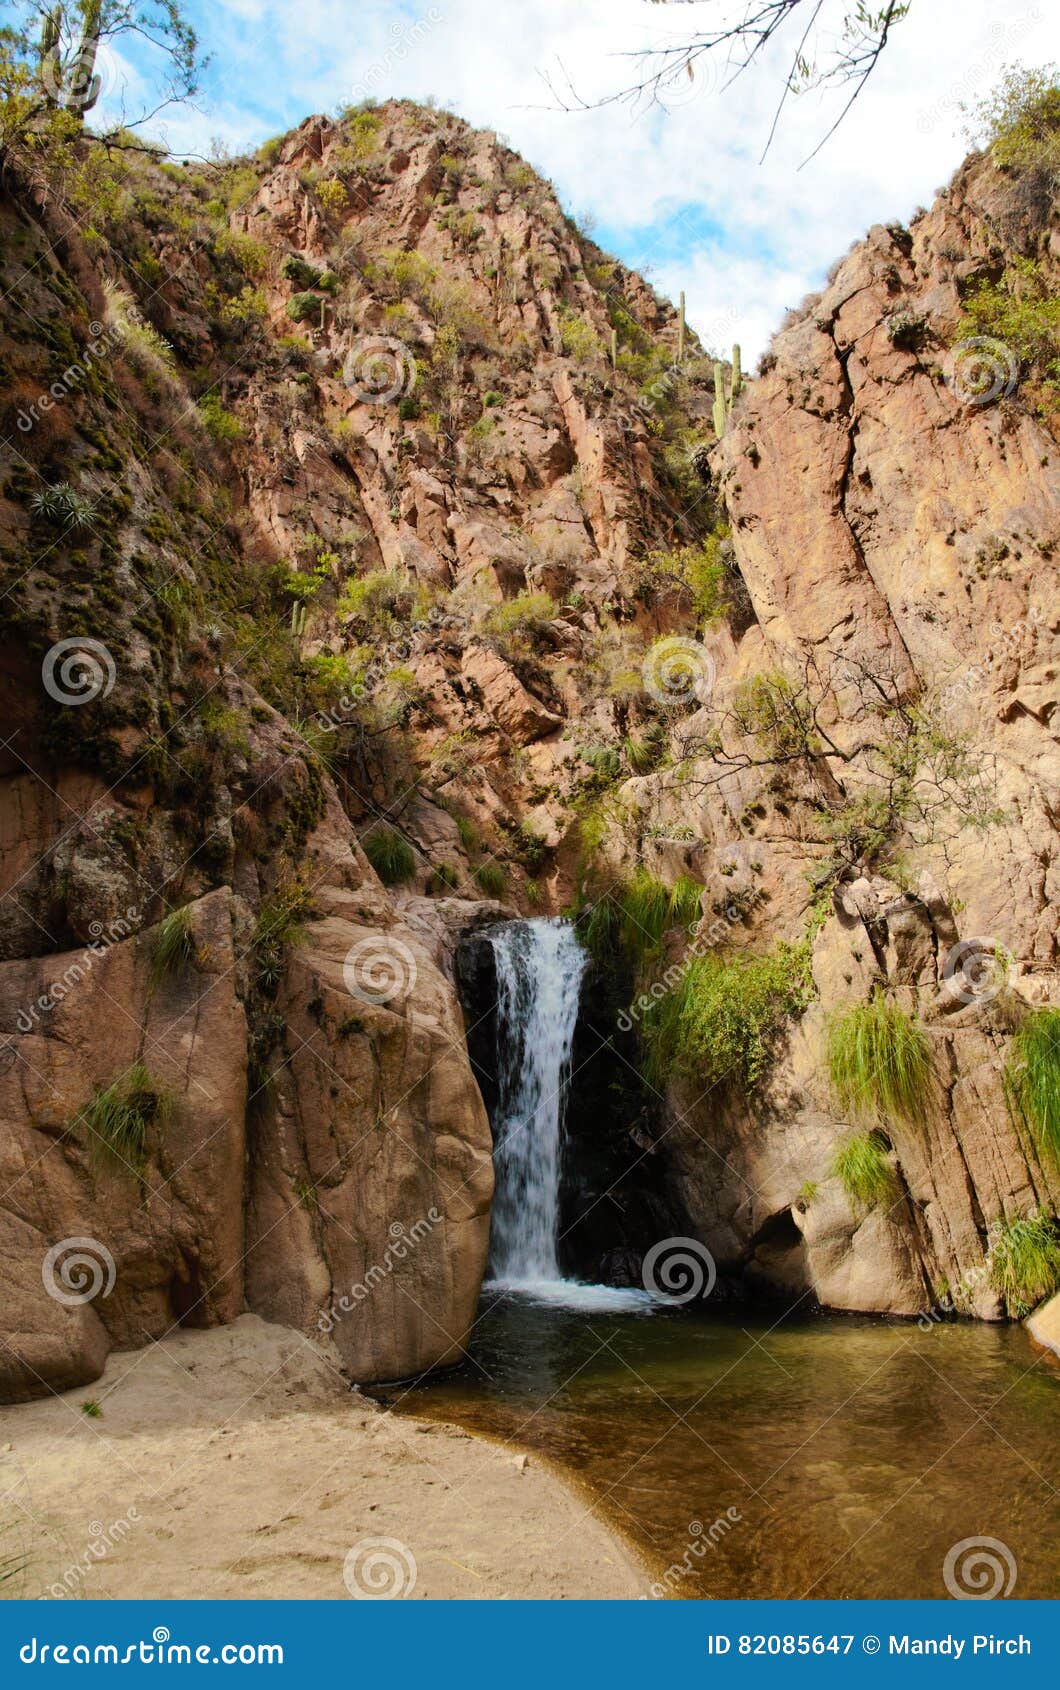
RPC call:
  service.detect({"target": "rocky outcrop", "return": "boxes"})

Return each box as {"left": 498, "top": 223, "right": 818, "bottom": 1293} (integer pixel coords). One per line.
{"left": 656, "top": 146, "right": 1060, "bottom": 1317}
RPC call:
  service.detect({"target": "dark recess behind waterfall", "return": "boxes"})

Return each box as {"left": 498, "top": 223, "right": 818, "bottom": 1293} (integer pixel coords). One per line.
{"left": 456, "top": 926, "right": 693, "bottom": 1286}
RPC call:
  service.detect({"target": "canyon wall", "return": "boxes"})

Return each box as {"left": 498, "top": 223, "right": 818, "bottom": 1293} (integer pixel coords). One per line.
{"left": 0, "top": 98, "right": 1056, "bottom": 1399}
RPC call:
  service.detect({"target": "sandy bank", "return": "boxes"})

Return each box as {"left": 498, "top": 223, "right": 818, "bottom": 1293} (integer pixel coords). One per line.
{"left": 0, "top": 1315, "right": 645, "bottom": 1600}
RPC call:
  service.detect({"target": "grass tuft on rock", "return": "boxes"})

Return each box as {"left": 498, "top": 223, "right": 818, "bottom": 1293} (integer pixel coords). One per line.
{"left": 149, "top": 906, "right": 196, "bottom": 982}
{"left": 826, "top": 992, "right": 933, "bottom": 1124}
{"left": 77, "top": 1063, "right": 171, "bottom": 1170}
{"left": 641, "top": 941, "right": 813, "bottom": 1092}
{"left": 362, "top": 824, "right": 416, "bottom": 885}
{"left": 1004, "top": 1007, "right": 1060, "bottom": 1164}
{"left": 581, "top": 870, "right": 702, "bottom": 970}
{"left": 988, "top": 1212, "right": 1060, "bottom": 1317}
{"left": 831, "top": 1132, "right": 896, "bottom": 1210}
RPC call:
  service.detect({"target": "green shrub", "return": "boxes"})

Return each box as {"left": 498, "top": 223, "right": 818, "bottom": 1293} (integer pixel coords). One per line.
{"left": 149, "top": 906, "right": 196, "bottom": 982}
{"left": 641, "top": 941, "right": 814, "bottom": 1091}
{"left": 641, "top": 533, "right": 731, "bottom": 624}
{"left": 513, "top": 822, "right": 548, "bottom": 870}
{"left": 831, "top": 1132, "right": 896, "bottom": 1209}
{"left": 958, "top": 257, "right": 1060, "bottom": 387}
{"left": 474, "top": 861, "right": 507, "bottom": 897}
{"left": 964, "top": 63, "right": 1060, "bottom": 174}
{"left": 252, "top": 883, "right": 311, "bottom": 992}
{"left": 429, "top": 861, "right": 460, "bottom": 893}
{"left": 482, "top": 592, "right": 556, "bottom": 652}
{"left": 362, "top": 824, "right": 416, "bottom": 885}
{"left": 77, "top": 1062, "right": 171, "bottom": 1169}
{"left": 286, "top": 292, "right": 322, "bottom": 323}
{"left": 198, "top": 395, "right": 243, "bottom": 441}
{"left": 826, "top": 993, "right": 933, "bottom": 1124}
{"left": 559, "top": 310, "right": 601, "bottom": 360}
{"left": 988, "top": 1212, "right": 1060, "bottom": 1316}
{"left": 281, "top": 253, "right": 323, "bottom": 289}
{"left": 1005, "top": 1007, "right": 1060, "bottom": 1163}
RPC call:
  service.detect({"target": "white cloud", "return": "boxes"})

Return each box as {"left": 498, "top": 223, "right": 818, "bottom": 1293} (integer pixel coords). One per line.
{"left": 134, "top": 0, "right": 1059, "bottom": 356}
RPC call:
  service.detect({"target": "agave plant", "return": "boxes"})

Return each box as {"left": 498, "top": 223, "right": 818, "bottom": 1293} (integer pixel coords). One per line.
{"left": 28, "top": 482, "right": 98, "bottom": 533}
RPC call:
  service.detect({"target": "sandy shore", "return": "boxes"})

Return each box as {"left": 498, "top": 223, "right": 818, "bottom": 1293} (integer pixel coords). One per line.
{"left": 0, "top": 1315, "right": 645, "bottom": 1601}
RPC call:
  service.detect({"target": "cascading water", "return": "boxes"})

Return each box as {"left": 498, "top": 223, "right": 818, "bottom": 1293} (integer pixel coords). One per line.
{"left": 486, "top": 918, "right": 584, "bottom": 1286}
{"left": 483, "top": 917, "right": 655, "bottom": 1311}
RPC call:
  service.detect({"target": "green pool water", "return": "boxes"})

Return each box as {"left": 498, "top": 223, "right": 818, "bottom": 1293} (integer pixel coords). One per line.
{"left": 393, "top": 1292, "right": 1059, "bottom": 1599}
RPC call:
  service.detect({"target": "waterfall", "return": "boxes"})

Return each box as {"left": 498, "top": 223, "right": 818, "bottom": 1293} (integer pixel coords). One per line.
{"left": 483, "top": 917, "right": 656, "bottom": 1311}
{"left": 486, "top": 917, "right": 585, "bottom": 1286}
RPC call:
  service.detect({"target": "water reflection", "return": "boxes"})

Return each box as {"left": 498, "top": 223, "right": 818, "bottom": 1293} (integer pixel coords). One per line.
{"left": 395, "top": 1294, "right": 1060, "bottom": 1598}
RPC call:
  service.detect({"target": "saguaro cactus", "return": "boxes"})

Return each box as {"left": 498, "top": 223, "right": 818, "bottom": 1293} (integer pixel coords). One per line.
{"left": 712, "top": 343, "right": 743, "bottom": 438}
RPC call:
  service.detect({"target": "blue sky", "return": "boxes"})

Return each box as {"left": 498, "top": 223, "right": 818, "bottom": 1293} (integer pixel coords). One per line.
{"left": 91, "top": 0, "right": 1059, "bottom": 359}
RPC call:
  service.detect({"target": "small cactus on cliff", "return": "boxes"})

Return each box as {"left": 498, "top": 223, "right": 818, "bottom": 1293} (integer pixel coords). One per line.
{"left": 712, "top": 344, "right": 744, "bottom": 438}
